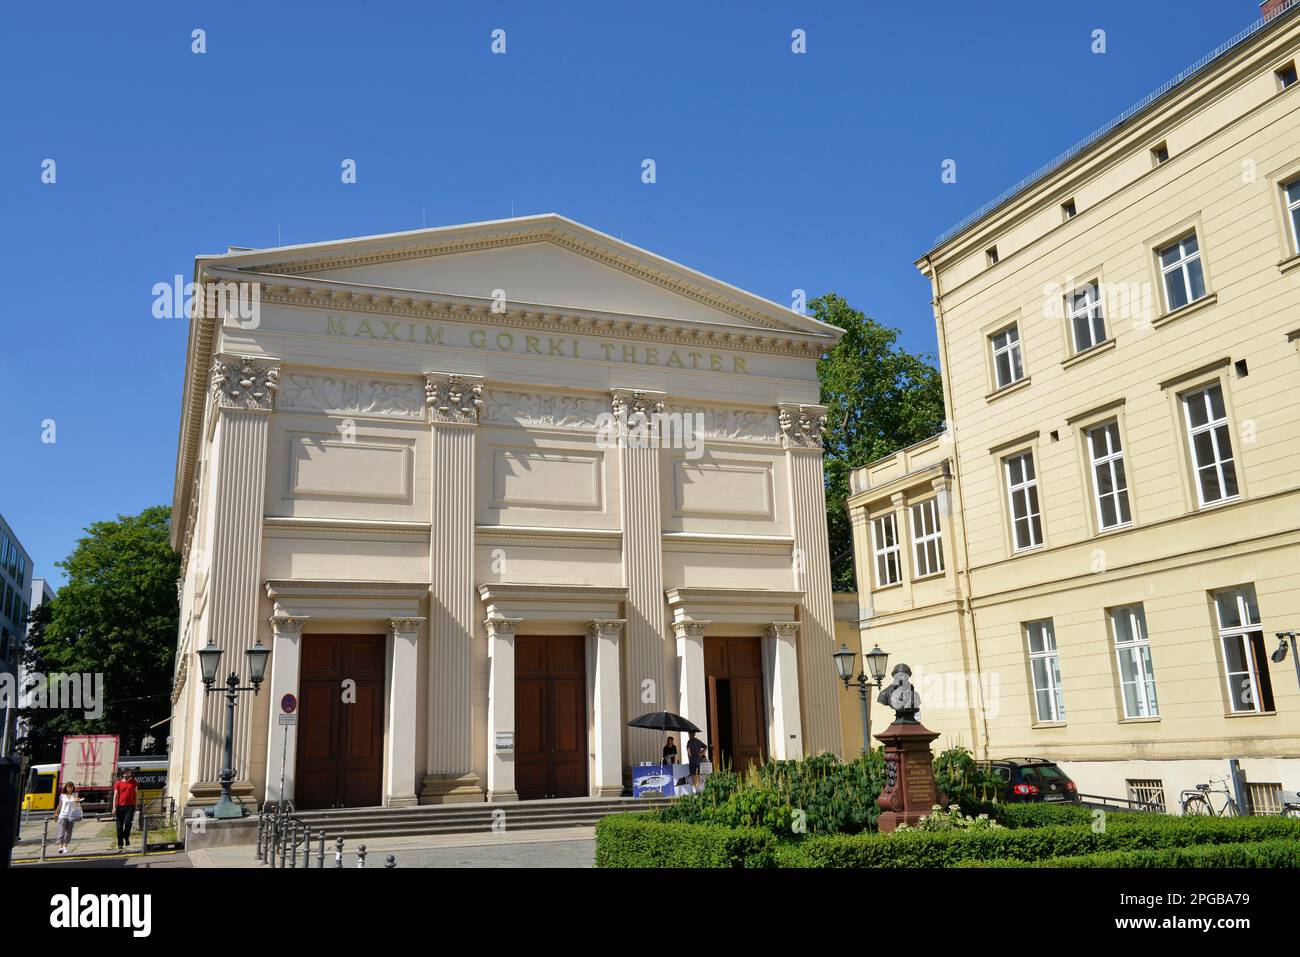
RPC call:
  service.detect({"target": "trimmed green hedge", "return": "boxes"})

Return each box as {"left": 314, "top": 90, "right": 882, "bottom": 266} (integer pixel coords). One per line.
{"left": 959, "top": 838, "right": 1300, "bottom": 869}
{"left": 772, "top": 815, "right": 1300, "bottom": 868}
{"left": 594, "top": 813, "right": 775, "bottom": 868}
{"left": 986, "top": 802, "right": 1098, "bottom": 828}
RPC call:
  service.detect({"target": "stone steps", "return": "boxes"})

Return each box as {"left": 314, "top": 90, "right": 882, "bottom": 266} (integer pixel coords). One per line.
{"left": 282, "top": 797, "right": 672, "bottom": 840}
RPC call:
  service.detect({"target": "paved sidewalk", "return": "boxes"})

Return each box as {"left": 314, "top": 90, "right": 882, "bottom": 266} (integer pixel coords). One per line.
{"left": 199, "top": 825, "right": 597, "bottom": 868}
{"left": 14, "top": 813, "right": 152, "bottom": 862}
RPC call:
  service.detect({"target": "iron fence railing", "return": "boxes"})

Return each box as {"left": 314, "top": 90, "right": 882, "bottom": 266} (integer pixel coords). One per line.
{"left": 256, "top": 802, "right": 396, "bottom": 868}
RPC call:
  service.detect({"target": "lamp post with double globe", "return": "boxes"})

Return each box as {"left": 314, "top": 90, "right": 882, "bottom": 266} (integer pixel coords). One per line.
{"left": 197, "top": 637, "right": 270, "bottom": 819}
{"left": 833, "top": 642, "right": 890, "bottom": 754}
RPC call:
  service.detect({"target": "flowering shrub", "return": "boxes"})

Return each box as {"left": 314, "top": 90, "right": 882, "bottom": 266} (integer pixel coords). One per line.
{"left": 894, "top": 803, "right": 1004, "bottom": 832}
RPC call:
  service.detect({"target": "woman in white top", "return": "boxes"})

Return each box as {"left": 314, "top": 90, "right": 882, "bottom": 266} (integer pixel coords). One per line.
{"left": 56, "top": 782, "right": 82, "bottom": 854}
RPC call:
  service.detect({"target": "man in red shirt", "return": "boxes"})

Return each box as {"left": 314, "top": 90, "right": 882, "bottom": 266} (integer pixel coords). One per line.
{"left": 111, "top": 769, "right": 139, "bottom": 850}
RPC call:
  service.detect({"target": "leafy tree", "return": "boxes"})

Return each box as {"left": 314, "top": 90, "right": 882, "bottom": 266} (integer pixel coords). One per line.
{"left": 20, "top": 506, "right": 179, "bottom": 760}
{"left": 813, "top": 293, "right": 946, "bottom": 590}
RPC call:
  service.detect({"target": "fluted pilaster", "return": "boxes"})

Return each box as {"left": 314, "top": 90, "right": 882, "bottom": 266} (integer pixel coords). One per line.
{"left": 612, "top": 388, "right": 668, "bottom": 766}
{"left": 423, "top": 372, "right": 484, "bottom": 801}
{"left": 780, "top": 402, "right": 843, "bottom": 755}
{"left": 195, "top": 355, "right": 280, "bottom": 791}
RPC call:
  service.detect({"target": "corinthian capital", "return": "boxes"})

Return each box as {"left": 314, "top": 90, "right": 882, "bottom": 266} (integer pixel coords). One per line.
{"left": 777, "top": 402, "right": 828, "bottom": 450}
{"left": 424, "top": 372, "right": 485, "bottom": 425}
{"left": 211, "top": 355, "right": 281, "bottom": 412}
{"left": 610, "top": 388, "right": 666, "bottom": 419}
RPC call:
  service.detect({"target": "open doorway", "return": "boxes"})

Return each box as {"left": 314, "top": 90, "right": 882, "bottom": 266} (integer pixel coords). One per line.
{"left": 703, "top": 636, "right": 766, "bottom": 775}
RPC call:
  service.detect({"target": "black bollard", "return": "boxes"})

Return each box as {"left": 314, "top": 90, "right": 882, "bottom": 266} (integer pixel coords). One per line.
{"left": 335, "top": 836, "right": 344, "bottom": 868}
{"left": 317, "top": 831, "right": 326, "bottom": 869}
{"left": 385, "top": 855, "right": 396, "bottom": 869}
{"left": 357, "top": 843, "right": 367, "bottom": 868}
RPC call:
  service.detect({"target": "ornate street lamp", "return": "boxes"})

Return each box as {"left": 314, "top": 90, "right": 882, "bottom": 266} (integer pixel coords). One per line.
{"left": 199, "top": 637, "right": 269, "bottom": 819}
{"left": 833, "top": 642, "right": 889, "bottom": 754}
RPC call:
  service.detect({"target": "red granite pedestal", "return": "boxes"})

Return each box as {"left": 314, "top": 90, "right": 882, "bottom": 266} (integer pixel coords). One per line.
{"left": 874, "top": 719, "right": 945, "bottom": 833}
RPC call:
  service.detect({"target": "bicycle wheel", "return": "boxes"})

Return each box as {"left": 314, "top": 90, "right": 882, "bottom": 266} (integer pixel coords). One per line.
{"left": 1282, "top": 805, "right": 1300, "bottom": 819}
{"left": 1181, "top": 794, "right": 1211, "bottom": 816}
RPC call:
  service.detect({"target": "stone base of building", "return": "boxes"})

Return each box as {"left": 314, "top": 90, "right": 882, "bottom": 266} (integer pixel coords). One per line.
{"left": 1057, "top": 756, "right": 1300, "bottom": 813}
{"left": 419, "top": 772, "right": 484, "bottom": 804}
{"left": 185, "top": 780, "right": 257, "bottom": 813}
{"left": 184, "top": 816, "right": 259, "bottom": 850}
{"left": 592, "top": 785, "right": 626, "bottom": 798}
{"left": 487, "top": 789, "right": 519, "bottom": 802}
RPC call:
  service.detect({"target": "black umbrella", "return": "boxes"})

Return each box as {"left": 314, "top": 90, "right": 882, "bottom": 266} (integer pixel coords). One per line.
{"left": 626, "top": 711, "right": 700, "bottom": 734}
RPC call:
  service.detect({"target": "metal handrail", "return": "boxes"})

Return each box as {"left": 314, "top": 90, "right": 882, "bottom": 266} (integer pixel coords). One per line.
{"left": 1077, "top": 792, "right": 1166, "bottom": 813}
{"left": 930, "top": 0, "right": 1300, "bottom": 249}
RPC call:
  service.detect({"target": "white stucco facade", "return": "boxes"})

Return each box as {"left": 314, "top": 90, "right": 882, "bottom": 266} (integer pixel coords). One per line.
{"left": 165, "top": 214, "right": 844, "bottom": 810}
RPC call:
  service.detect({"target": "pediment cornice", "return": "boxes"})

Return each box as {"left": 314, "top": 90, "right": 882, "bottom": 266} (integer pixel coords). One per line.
{"left": 203, "top": 216, "right": 839, "bottom": 339}
{"left": 201, "top": 265, "right": 831, "bottom": 357}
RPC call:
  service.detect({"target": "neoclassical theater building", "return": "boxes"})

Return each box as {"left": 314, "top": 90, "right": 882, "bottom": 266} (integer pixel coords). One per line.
{"left": 165, "top": 215, "right": 844, "bottom": 811}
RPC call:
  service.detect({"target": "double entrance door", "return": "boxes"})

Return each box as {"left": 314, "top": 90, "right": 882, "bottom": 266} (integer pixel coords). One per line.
{"left": 515, "top": 635, "right": 588, "bottom": 800}
{"left": 704, "top": 636, "right": 767, "bottom": 776}
{"left": 294, "top": 635, "right": 386, "bottom": 810}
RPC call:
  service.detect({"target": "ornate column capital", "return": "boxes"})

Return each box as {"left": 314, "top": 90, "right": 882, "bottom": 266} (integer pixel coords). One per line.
{"left": 610, "top": 388, "right": 666, "bottom": 419}
{"left": 424, "top": 372, "right": 485, "bottom": 425}
{"left": 589, "top": 619, "right": 626, "bottom": 640}
{"left": 777, "top": 402, "right": 828, "bottom": 450}
{"left": 672, "top": 618, "right": 710, "bottom": 640}
{"left": 767, "top": 621, "right": 800, "bottom": 640}
{"left": 210, "top": 354, "right": 281, "bottom": 412}
{"left": 484, "top": 616, "right": 522, "bottom": 638}
{"left": 389, "top": 616, "right": 426, "bottom": 636}
{"left": 270, "top": 613, "right": 309, "bottom": 635}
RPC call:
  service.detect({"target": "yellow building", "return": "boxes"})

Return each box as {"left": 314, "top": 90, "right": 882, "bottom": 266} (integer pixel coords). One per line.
{"left": 847, "top": 2, "right": 1300, "bottom": 811}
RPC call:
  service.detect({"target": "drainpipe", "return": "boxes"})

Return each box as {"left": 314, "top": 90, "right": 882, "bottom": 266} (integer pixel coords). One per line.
{"left": 925, "top": 254, "right": 992, "bottom": 760}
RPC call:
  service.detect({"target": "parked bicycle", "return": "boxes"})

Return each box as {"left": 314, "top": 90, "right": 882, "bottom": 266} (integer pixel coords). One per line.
{"left": 1179, "top": 777, "right": 1241, "bottom": 817}
{"left": 1180, "top": 778, "right": 1300, "bottom": 817}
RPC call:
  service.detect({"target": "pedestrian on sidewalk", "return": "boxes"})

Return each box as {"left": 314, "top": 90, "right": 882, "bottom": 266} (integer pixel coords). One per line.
{"left": 56, "top": 782, "right": 82, "bottom": 854}
{"left": 112, "top": 768, "right": 139, "bottom": 850}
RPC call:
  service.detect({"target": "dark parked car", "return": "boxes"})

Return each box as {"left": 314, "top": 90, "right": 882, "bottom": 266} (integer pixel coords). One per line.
{"left": 988, "top": 758, "right": 1080, "bottom": 803}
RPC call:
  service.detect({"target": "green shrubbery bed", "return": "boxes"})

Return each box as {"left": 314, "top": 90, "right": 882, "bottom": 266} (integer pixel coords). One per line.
{"left": 960, "top": 837, "right": 1300, "bottom": 869}
{"left": 594, "top": 814, "right": 775, "bottom": 868}
{"left": 594, "top": 749, "right": 1300, "bottom": 868}
{"left": 746, "top": 815, "right": 1300, "bottom": 869}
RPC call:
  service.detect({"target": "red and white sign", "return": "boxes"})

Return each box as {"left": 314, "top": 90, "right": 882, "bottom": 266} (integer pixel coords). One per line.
{"left": 59, "top": 734, "right": 120, "bottom": 790}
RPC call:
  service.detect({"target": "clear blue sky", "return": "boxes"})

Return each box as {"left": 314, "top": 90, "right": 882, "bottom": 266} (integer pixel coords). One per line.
{"left": 0, "top": 0, "right": 1258, "bottom": 586}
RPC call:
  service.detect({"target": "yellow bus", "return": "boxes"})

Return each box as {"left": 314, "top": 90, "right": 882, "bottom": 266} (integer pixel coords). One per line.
{"left": 21, "top": 757, "right": 168, "bottom": 813}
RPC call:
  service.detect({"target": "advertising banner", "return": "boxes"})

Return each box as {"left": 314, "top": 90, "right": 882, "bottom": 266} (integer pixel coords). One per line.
{"left": 59, "top": 734, "right": 120, "bottom": 790}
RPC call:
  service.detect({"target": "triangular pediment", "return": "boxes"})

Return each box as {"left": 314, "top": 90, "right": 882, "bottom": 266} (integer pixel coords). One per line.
{"left": 202, "top": 215, "right": 838, "bottom": 338}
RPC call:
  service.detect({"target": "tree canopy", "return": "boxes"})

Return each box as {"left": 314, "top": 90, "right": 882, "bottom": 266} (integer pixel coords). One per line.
{"left": 813, "top": 293, "right": 946, "bottom": 591}
{"left": 20, "top": 505, "right": 179, "bottom": 760}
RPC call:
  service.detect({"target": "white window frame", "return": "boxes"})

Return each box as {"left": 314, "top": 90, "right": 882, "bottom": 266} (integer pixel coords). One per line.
{"left": 871, "top": 512, "right": 901, "bottom": 588}
{"left": 909, "top": 498, "right": 944, "bottom": 578}
{"left": 1086, "top": 420, "right": 1131, "bottom": 530}
{"left": 1067, "top": 281, "right": 1107, "bottom": 353}
{"left": 1026, "top": 619, "right": 1065, "bottom": 723}
{"left": 990, "top": 325, "right": 1024, "bottom": 389}
{"left": 1214, "top": 588, "right": 1269, "bottom": 715}
{"left": 1157, "top": 233, "right": 1205, "bottom": 312}
{"left": 1003, "top": 451, "right": 1043, "bottom": 552}
{"left": 1110, "top": 605, "right": 1158, "bottom": 718}
{"left": 1284, "top": 179, "right": 1300, "bottom": 255}
{"left": 1180, "top": 383, "right": 1238, "bottom": 507}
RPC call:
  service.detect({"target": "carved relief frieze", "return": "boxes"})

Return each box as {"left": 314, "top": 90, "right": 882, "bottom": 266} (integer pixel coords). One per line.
{"left": 482, "top": 389, "right": 608, "bottom": 430}
{"left": 278, "top": 373, "right": 425, "bottom": 419}
{"left": 668, "top": 404, "right": 780, "bottom": 442}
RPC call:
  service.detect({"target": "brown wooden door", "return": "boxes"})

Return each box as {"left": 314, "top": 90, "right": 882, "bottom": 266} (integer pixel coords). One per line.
{"left": 704, "top": 636, "right": 768, "bottom": 775}
{"left": 295, "top": 635, "right": 386, "bottom": 809}
{"left": 515, "top": 636, "right": 588, "bottom": 800}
